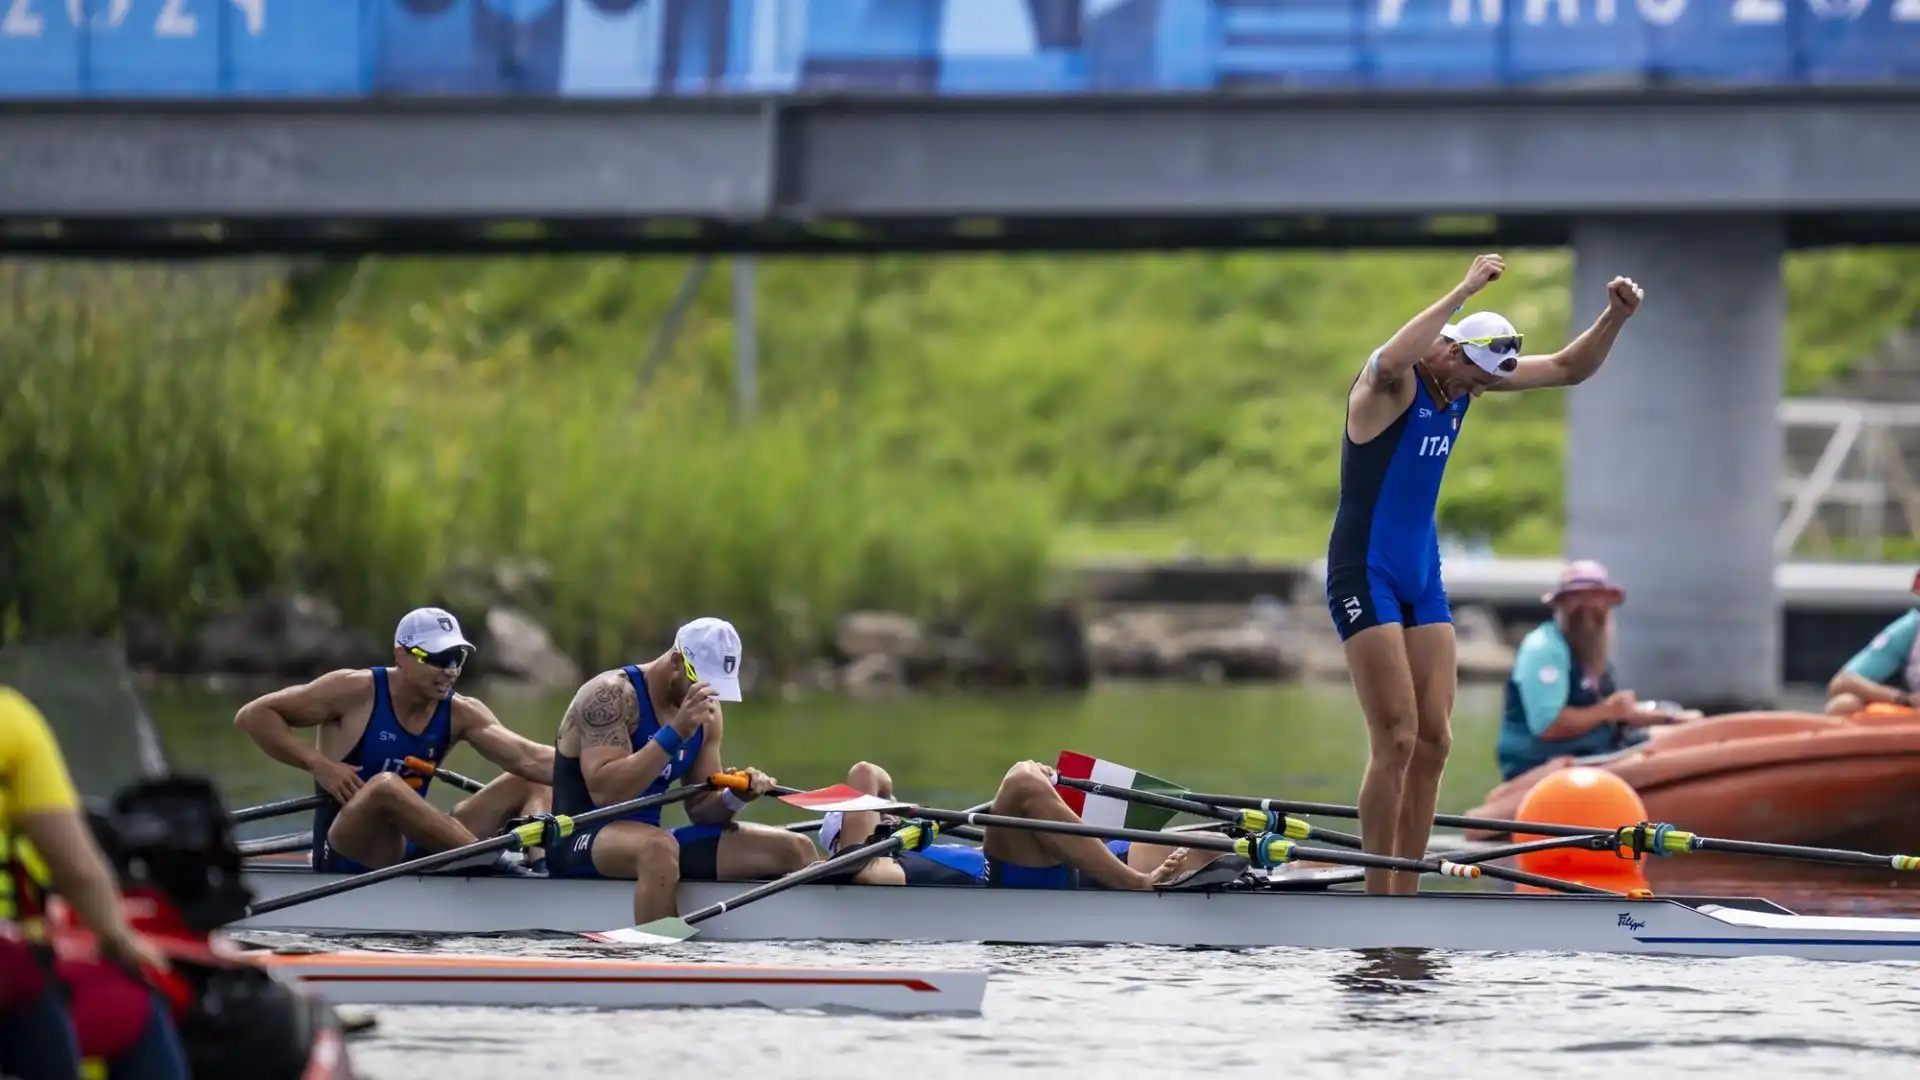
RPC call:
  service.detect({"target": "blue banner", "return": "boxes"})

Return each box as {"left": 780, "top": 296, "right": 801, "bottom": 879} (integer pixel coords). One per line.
{"left": 1, "top": 0, "right": 1915, "bottom": 99}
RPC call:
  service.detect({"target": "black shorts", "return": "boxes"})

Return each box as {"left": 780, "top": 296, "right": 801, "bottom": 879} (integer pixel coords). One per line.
{"left": 546, "top": 821, "right": 725, "bottom": 881}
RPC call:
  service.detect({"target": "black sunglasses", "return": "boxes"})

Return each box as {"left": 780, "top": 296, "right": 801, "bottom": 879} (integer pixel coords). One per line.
{"left": 1457, "top": 333, "right": 1522, "bottom": 372}
{"left": 409, "top": 645, "right": 473, "bottom": 670}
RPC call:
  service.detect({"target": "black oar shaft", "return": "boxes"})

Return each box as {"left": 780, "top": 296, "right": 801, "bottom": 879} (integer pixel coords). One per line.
{"left": 233, "top": 761, "right": 485, "bottom": 829}
{"left": 238, "top": 831, "right": 314, "bottom": 857}
{"left": 906, "top": 807, "right": 1474, "bottom": 881}
{"left": 1685, "top": 834, "right": 1917, "bottom": 869}
{"left": 1183, "top": 790, "right": 1606, "bottom": 840}
{"left": 1054, "top": 776, "right": 1365, "bottom": 850}
{"left": 675, "top": 798, "right": 995, "bottom": 930}
{"left": 1188, "top": 790, "right": 1920, "bottom": 872}
{"left": 230, "top": 795, "right": 323, "bottom": 825}
{"left": 247, "top": 783, "right": 714, "bottom": 916}
{"left": 681, "top": 830, "right": 919, "bottom": 927}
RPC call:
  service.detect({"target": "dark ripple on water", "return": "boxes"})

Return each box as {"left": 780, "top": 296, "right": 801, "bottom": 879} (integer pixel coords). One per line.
{"left": 275, "top": 930, "right": 1920, "bottom": 1080}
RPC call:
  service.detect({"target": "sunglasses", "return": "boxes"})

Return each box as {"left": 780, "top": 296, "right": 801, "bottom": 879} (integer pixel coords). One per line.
{"left": 1459, "top": 334, "right": 1522, "bottom": 373}
{"left": 409, "top": 645, "right": 473, "bottom": 670}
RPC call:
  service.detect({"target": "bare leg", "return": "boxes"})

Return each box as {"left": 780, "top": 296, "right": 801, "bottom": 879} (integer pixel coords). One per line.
{"left": 326, "top": 772, "right": 477, "bottom": 868}
{"left": 983, "top": 762, "right": 1186, "bottom": 891}
{"left": 450, "top": 773, "right": 546, "bottom": 838}
{"left": 839, "top": 761, "right": 909, "bottom": 886}
{"left": 586, "top": 821, "right": 682, "bottom": 923}
{"left": 1342, "top": 625, "right": 1420, "bottom": 896}
{"left": 450, "top": 773, "right": 550, "bottom": 861}
{"left": 714, "top": 822, "right": 820, "bottom": 880}
{"left": 1825, "top": 693, "right": 1864, "bottom": 716}
{"left": 1399, "top": 624, "right": 1458, "bottom": 896}
{"left": 836, "top": 761, "right": 896, "bottom": 851}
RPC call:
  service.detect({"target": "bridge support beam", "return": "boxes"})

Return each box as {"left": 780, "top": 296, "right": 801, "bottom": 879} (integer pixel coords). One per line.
{"left": 1565, "top": 216, "right": 1785, "bottom": 712}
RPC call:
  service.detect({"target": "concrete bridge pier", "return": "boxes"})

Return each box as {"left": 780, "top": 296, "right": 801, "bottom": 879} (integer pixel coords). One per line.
{"left": 1564, "top": 216, "right": 1786, "bottom": 713}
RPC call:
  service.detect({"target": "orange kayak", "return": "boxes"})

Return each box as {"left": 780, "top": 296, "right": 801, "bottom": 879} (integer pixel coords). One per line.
{"left": 1465, "top": 708, "right": 1920, "bottom": 856}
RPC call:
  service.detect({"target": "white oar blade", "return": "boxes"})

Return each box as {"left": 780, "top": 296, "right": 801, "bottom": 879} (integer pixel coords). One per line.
{"left": 777, "top": 785, "right": 912, "bottom": 814}
{"left": 581, "top": 918, "right": 698, "bottom": 946}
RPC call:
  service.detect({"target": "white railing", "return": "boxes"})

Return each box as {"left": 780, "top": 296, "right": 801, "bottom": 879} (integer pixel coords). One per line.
{"left": 1777, "top": 398, "right": 1920, "bottom": 559}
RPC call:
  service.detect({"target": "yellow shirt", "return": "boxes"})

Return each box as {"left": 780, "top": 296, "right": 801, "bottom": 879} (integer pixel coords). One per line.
{"left": 1, "top": 685, "right": 76, "bottom": 922}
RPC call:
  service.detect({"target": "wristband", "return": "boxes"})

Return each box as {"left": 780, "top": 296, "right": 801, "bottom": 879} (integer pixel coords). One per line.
{"left": 721, "top": 789, "right": 748, "bottom": 813}
{"left": 652, "top": 726, "right": 684, "bottom": 757}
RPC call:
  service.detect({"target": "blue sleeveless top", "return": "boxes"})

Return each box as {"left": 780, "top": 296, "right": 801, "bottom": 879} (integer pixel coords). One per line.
{"left": 551, "top": 665, "right": 706, "bottom": 827}
{"left": 1327, "top": 369, "right": 1470, "bottom": 573}
{"left": 311, "top": 667, "right": 453, "bottom": 839}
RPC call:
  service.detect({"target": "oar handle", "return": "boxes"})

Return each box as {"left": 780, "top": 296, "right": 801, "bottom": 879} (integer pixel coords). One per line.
{"left": 229, "top": 794, "right": 324, "bottom": 825}
{"left": 401, "top": 757, "right": 486, "bottom": 794}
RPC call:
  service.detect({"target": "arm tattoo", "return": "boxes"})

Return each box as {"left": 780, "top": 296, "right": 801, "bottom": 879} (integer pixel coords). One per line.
{"left": 566, "top": 675, "right": 634, "bottom": 751}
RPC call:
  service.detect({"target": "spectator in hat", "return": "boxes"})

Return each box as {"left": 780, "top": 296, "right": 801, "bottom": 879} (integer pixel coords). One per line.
{"left": 1495, "top": 560, "right": 1699, "bottom": 780}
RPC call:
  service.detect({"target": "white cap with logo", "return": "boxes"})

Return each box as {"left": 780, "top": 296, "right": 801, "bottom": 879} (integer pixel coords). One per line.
{"left": 1441, "top": 310, "right": 1523, "bottom": 376}
{"left": 395, "top": 607, "right": 473, "bottom": 656}
{"left": 675, "top": 617, "right": 744, "bottom": 702}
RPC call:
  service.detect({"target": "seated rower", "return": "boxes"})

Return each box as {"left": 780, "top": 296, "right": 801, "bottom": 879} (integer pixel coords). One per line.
{"left": 1824, "top": 569, "right": 1920, "bottom": 716}
{"left": 1496, "top": 561, "right": 1698, "bottom": 781}
{"left": 543, "top": 617, "right": 818, "bottom": 923}
{"left": 235, "top": 607, "right": 554, "bottom": 873}
{"left": 821, "top": 760, "right": 1203, "bottom": 891}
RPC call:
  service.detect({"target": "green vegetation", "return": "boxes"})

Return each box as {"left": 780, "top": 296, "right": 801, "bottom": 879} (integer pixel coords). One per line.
{"left": 5, "top": 248, "right": 1919, "bottom": 669}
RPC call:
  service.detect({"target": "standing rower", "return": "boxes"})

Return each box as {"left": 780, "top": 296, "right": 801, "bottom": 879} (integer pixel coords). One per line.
{"left": 235, "top": 607, "right": 554, "bottom": 873}
{"left": 1325, "top": 253, "right": 1643, "bottom": 895}
{"left": 543, "top": 617, "right": 818, "bottom": 923}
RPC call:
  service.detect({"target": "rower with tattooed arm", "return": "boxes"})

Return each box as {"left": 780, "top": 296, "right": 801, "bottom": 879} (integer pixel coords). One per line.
{"left": 541, "top": 618, "right": 820, "bottom": 923}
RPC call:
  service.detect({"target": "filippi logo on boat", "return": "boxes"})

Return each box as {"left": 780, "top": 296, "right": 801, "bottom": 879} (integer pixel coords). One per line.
{"left": 1617, "top": 913, "right": 1647, "bottom": 932}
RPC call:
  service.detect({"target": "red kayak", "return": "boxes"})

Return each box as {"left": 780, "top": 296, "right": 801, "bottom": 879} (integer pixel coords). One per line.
{"left": 1467, "top": 708, "right": 1920, "bottom": 862}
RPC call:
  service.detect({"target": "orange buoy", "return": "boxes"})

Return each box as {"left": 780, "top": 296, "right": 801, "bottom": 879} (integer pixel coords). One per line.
{"left": 1511, "top": 766, "right": 1650, "bottom": 892}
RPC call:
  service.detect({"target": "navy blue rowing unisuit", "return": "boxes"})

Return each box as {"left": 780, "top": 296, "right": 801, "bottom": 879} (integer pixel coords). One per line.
{"left": 1325, "top": 357, "right": 1469, "bottom": 641}
{"left": 312, "top": 667, "right": 452, "bottom": 874}
{"left": 544, "top": 665, "right": 727, "bottom": 881}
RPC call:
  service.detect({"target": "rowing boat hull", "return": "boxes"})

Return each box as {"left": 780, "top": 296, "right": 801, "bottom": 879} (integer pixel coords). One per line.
{"left": 251, "top": 952, "right": 985, "bottom": 1015}
{"left": 235, "top": 868, "right": 1920, "bottom": 962}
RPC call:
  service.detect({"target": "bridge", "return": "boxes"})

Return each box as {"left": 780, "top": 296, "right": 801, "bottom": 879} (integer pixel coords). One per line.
{"left": 4, "top": 0, "right": 1919, "bottom": 710}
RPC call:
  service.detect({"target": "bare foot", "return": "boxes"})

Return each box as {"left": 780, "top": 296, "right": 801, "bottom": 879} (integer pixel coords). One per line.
{"left": 1144, "top": 848, "right": 1191, "bottom": 889}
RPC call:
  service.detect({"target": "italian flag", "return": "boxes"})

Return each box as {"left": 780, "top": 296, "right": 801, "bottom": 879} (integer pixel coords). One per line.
{"left": 1052, "top": 752, "right": 1181, "bottom": 831}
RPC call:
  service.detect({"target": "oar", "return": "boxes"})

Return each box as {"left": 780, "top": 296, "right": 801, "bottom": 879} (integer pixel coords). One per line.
{"left": 1049, "top": 762, "right": 1365, "bottom": 850}
{"left": 603, "top": 789, "right": 997, "bottom": 945}
{"left": 892, "top": 804, "right": 1610, "bottom": 894}
{"left": 401, "top": 756, "right": 486, "bottom": 794}
{"left": 756, "top": 781, "right": 989, "bottom": 844}
{"left": 239, "top": 831, "right": 314, "bottom": 857}
{"left": 228, "top": 758, "right": 485, "bottom": 827}
{"left": 613, "top": 819, "right": 950, "bottom": 945}
{"left": 1617, "top": 823, "right": 1920, "bottom": 872}
{"left": 246, "top": 774, "right": 742, "bottom": 917}
{"left": 230, "top": 794, "right": 323, "bottom": 825}
{"left": 1178, "top": 789, "right": 1920, "bottom": 874}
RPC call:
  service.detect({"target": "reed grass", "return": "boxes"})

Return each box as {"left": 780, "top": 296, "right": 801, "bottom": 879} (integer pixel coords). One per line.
{"left": 3, "top": 247, "right": 1915, "bottom": 669}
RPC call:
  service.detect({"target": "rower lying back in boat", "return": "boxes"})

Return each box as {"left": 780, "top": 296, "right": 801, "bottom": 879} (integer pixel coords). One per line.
{"left": 816, "top": 760, "right": 1209, "bottom": 891}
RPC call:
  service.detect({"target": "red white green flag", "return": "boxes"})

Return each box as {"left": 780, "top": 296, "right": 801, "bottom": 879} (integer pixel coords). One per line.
{"left": 1052, "top": 751, "right": 1182, "bottom": 831}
